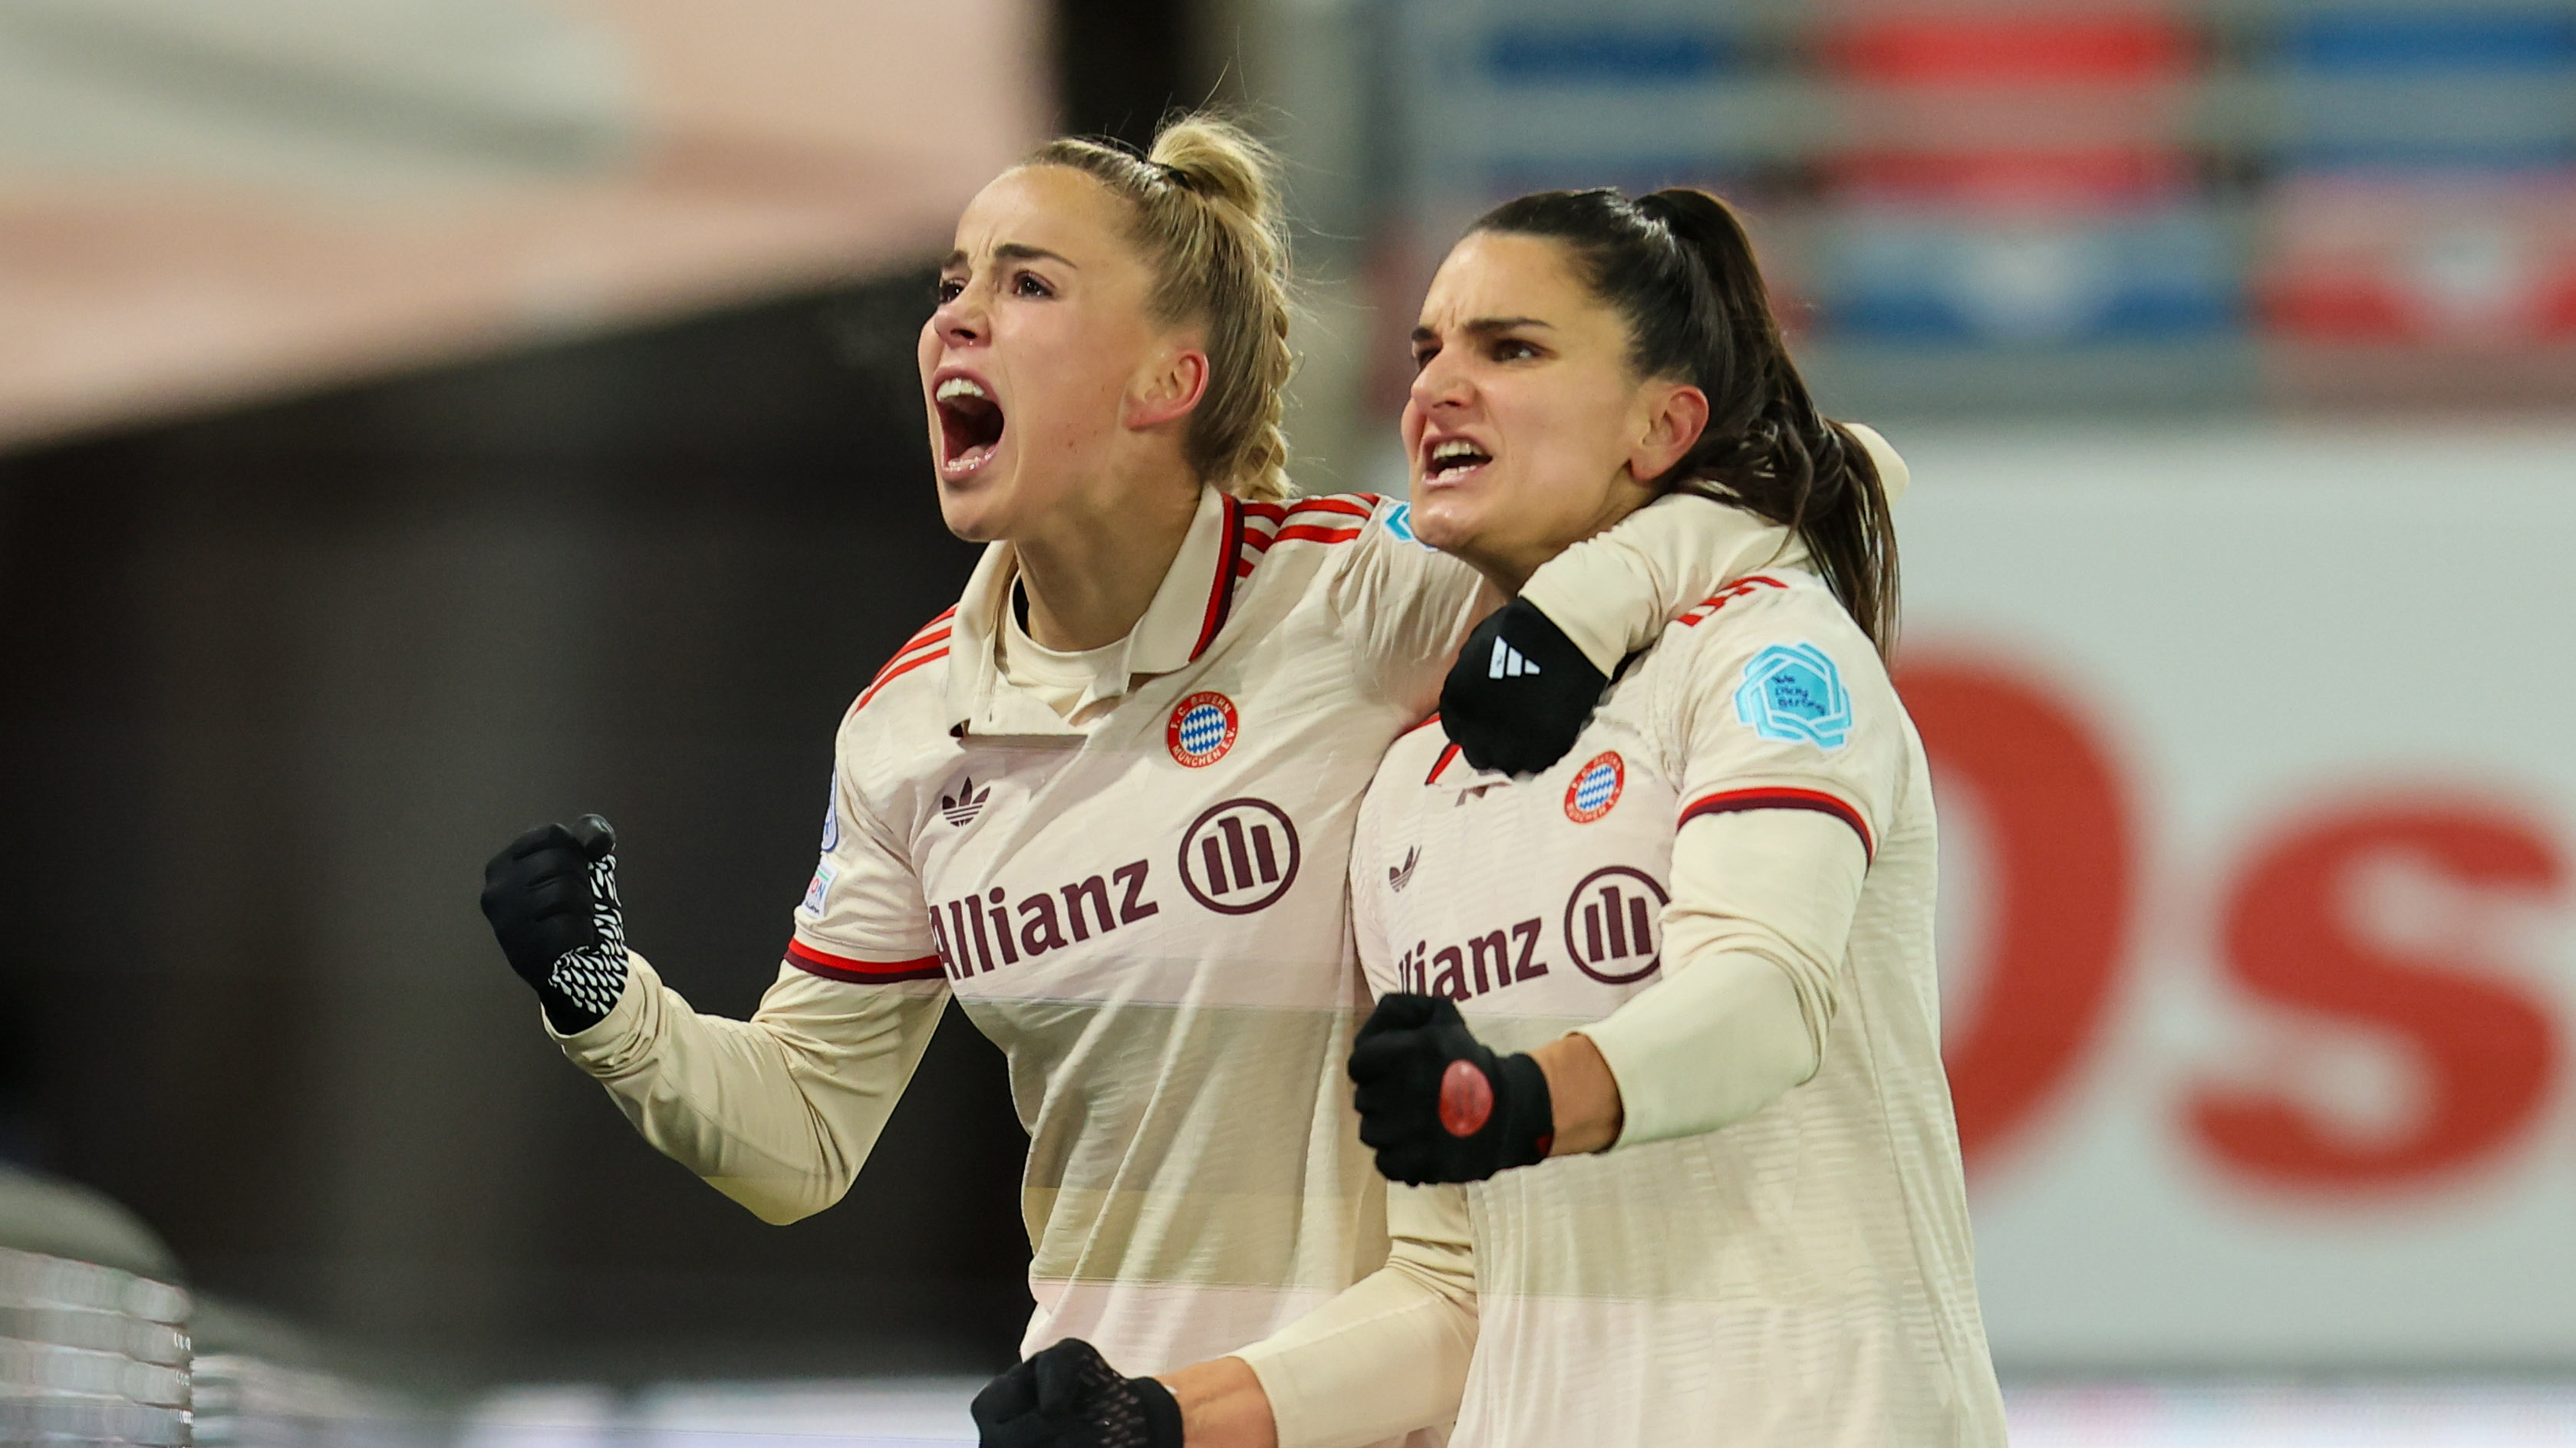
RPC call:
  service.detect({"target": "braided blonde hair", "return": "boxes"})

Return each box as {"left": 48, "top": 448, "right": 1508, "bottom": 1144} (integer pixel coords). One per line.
{"left": 1026, "top": 114, "right": 1295, "bottom": 502}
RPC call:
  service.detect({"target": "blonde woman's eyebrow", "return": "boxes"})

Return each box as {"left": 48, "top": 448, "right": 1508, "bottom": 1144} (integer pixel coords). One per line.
{"left": 994, "top": 243, "right": 1079, "bottom": 268}
{"left": 941, "top": 243, "right": 1081, "bottom": 270}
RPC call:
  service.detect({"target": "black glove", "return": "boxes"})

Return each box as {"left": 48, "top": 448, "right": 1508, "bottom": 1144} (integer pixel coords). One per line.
{"left": 971, "top": 1337, "right": 1183, "bottom": 1448}
{"left": 1438, "top": 597, "right": 1611, "bottom": 775}
{"left": 1347, "top": 994, "right": 1554, "bottom": 1185}
{"left": 479, "top": 814, "right": 628, "bottom": 1035}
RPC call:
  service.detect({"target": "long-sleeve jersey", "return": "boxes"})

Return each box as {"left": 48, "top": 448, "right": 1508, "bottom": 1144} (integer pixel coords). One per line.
{"left": 544, "top": 482, "right": 1784, "bottom": 1388}
{"left": 1245, "top": 529, "right": 2007, "bottom": 1448}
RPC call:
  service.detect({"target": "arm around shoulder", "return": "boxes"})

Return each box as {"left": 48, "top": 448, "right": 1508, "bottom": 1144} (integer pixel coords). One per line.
{"left": 1520, "top": 421, "right": 1912, "bottom": 677}
{"left": 1517, "top": 492, "right": 1795, "bottom": 676}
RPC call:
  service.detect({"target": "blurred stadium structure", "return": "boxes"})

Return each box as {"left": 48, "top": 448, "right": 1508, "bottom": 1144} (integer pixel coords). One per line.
{"left": 2, "top": 1166, "right": 439, "bottom": 1445}
{"left": 0, "top": 0, "right": 1044, "bottom": 449}
{"left": 1356, "top": 0, "right": 2576, "bottom": 423}
{"left": 3, "top": 0, "right": 2573, "bottom": 1443}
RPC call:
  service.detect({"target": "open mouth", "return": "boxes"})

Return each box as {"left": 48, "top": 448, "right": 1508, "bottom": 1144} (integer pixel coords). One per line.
{"left": 1421, "top": 437, "right": 1492, "bottom": 483}
{"left": 936, "top": 375, "right": 1006, "bottom": 476}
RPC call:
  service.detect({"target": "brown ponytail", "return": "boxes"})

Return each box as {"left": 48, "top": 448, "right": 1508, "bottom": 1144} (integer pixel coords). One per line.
{"left": 1471, "top": 188, "right": 1899, "bottom": 657}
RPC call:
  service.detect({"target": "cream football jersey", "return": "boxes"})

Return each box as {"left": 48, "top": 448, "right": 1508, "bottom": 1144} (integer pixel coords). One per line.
{"left": 742, "top": 483, "right": 1776, "bottom": 1378}
{"left": 1350, "top": 564, "right": 2008, "bottom": 1446}
{"left": 796, "top": 485, "right": 1477, "bottom": 1374}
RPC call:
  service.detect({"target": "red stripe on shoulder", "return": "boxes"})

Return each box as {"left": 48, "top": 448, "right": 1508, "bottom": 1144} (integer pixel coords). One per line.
{"left": 865, "top": 608, "right": 960, "bottom": 685}
{"left": 1288, "top": 495, "right": 1377, "bottom": 522}
{"left": 1270, "top": 524, "right": 1364, "bottom": 546}
{"left": 1229, "top": 493, "right": 1375, "bottom": 587}
{"left": 1426, "top": 739, "right": 1463, "bottom": 785}
{"left": 847, "top": 610, "right": 959, "bottom": 716}
{"left": 786, "top": 939, "right": 945, "bottom": 983}
{"left": 1678, "top": 574, "right": 1790, "bottom": 627}
{"left": 876, "top": 608, "right": 960, "bottom": 661}
{"left": 892, "top": 624, "right": 953, "bottom": 657}
{"left": 853, "top": 647, "right": 947, "bottom": 713}
{"left": 1678, "top": 786, "right": 1874, "bottom": 861}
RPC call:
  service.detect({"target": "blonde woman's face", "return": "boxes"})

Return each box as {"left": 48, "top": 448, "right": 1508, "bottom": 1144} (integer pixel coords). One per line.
{"left": 920, "top": 166, "right": 1191, "bottom": 542}
{"left": 1401, "top": 232, "right": 1698, "bottom": 588}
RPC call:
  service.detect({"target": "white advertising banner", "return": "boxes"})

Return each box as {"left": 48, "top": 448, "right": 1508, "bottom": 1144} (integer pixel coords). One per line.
{"left": 1892, "top": 424, "right": 2576, "bottom": 1370}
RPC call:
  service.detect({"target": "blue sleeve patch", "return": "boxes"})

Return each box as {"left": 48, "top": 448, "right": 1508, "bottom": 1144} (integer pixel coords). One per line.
{"left": 1734, "top": 643, "right": 1853, "bottom": 749}
{"left": 1381, "top": 501, "right": 1440, "bottom": 550}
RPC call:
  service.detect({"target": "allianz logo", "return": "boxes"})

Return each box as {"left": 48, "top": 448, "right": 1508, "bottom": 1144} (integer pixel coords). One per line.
{"left": 926, "top": 796, "right": 1308, "bottom": 981}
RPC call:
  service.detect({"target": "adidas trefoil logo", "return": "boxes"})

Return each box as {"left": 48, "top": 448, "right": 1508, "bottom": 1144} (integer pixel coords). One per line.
{"left": 1489, "top": 637, "right": 1541, "bottom": 680}
{"left": 1388, "top": 845, "right": 1419, "bottom": 891}
{"left": 940, "top": 778, "right": 992, "bottom": 828}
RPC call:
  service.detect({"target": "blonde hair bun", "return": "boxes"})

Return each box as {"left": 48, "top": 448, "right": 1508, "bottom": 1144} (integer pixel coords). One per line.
{"left": 1148, "top": 117, "right": 1280, "bottom": 230}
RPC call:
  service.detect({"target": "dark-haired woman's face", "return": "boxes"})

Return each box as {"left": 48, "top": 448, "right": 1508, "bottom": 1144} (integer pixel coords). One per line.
{"left": 1402, "top": 232, "right": 1705, "bottom": 590}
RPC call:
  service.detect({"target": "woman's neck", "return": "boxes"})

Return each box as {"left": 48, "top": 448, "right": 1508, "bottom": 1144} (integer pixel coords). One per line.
{"left": 1458, "top": 476, "right": 1660, "bottom": 598}
{"left": 1015, "top": 464, "right": 1205, "bottom": 653}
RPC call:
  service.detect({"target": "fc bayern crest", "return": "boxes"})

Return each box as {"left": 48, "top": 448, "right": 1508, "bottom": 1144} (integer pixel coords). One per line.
{"left": 1563, "top": 751, "right": 1626, "bottom": 823}
{"left": 1168, "top": 691, "right": 1240, "bottom": 767}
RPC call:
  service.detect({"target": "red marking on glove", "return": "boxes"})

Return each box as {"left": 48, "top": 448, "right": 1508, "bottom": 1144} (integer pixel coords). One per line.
{"left": 1439, "top": 1059, "right": 1494, "bottom": 1137}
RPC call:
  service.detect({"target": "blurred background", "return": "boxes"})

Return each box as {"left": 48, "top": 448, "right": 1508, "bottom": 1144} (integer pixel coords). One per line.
{"left": 0, "top": 0, "right": 2570, "bottom": 1443}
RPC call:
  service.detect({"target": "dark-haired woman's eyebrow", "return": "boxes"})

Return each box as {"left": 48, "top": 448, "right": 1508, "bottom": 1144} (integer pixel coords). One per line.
{"left": 1458, "top": 316, "right": 1552, "bottom": 339}
{"left": 1411, "top": 316, "right": 1550, "bottom": 344}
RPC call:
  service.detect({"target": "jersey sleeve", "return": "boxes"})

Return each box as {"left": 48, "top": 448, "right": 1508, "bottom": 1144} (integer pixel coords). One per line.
{"left": 1573, "top": 582, "right": 1900, "bottom": 1147}
{"left": 1515, "top": 492, "right": 1798, "bottom": 676}
{"left": 1520, "top": 425, "right": 1910, "bottom": 675}
{"left": 1668, "top": 581, "right": 1908, "bottom": 863}
{"left": 545, "top": 693, "right": 960, "bottom": 1221}
{"left": 786, "top": 718, "right": 945, "bottom": 982}
{"left": 1327, "top": 496, "right": 1491, "bottom": 716}
{"left": 553, "top": 951, "right": 947, "bottom": 1223}
{"left": 1576, "top": 809, "right": 1862, "bottom": 1148}
{"left": 1231, "top": 1183, "right": 1477, "bottom": 1448}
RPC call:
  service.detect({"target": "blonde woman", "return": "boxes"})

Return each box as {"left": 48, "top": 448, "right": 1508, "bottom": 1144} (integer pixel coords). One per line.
{"left": 476, "top": 118, "right": 1785, "bottom": 1434}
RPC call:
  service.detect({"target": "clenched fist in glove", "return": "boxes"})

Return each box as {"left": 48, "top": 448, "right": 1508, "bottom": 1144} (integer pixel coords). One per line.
{"left": 1438, "top": 597, "right": 1610, "bottom": 776}
{"left": 1348, "top": 994, "right": 1555, "bottom": 1185}
{"left": 971, "top": 1337, "right": 1182, "bottom": 1448}
{"left": 479, "top": 814, "right": 628, "bottom": 1035}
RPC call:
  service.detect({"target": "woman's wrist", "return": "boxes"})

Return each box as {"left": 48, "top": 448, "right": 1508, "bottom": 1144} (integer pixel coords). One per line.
{"left": 1158, "top": 1355, "right": 1279, "bottom": 1448}
{"left": 1533, "top": 1032, "right": 1625, "bottom": 1155}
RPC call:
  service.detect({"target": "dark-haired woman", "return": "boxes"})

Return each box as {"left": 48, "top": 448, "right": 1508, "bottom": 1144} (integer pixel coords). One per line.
{"left": 1008, "top": 188, "right": 2004, "bottom": 1447}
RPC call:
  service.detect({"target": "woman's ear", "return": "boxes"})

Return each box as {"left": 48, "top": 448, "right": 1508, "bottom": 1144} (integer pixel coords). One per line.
{"left": 1629, "top": 381, "right": 1710, "bottom": 482}
{"left": 1127, "top": 344, "right": 1211, "bottom": 432}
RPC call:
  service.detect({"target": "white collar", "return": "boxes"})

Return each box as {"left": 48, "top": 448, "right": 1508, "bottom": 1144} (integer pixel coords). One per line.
{"left": 944, "top": 485, "right": 1245, "bottom": 737}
